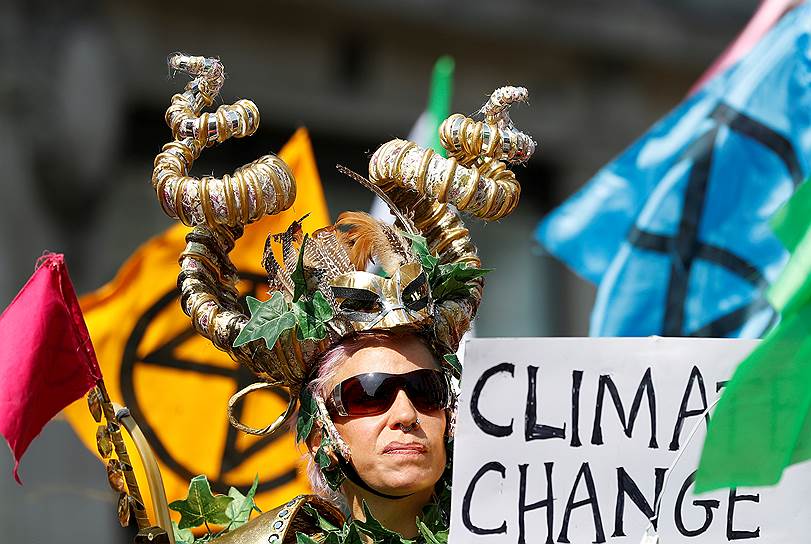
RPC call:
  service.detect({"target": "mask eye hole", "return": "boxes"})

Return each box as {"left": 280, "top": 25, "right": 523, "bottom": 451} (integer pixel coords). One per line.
{"left": 402, "top": 273, "right": 429, "bottom": 311}
{"left": 338, "top": 297, "right": 383, "bottom": 314}
{"left": 331, "top": 286, "right": 384, "bottom": 321}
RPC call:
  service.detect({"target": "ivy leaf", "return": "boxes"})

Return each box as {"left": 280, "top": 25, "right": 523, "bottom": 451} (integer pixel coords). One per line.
{"left": 292, "top": 234, "right": 309, "bottom": 302}
{"left": 225, "top": 474, "right": 260, "bottom": 529}
{"left": 316, "top": 429, "right": 346, "bottom": 490}
{"left": 233, "top": 292, "right": 296, "bottom": 349}
{"left": 169, "top": 475, "right": 234, "bottom": 530}
{"left": 296, "top": 533, "right": 320, "bottom": 544}
{"left": 442, "top": 353, "right": 462, "bottom": 377}
{"left": 315, "top": 445, "right": 331, "bottom": 470}
{"left": 296, "top": 389, "right": 317, "bottom": 443}
{"left": 171, "top": 521, "right": 195, "bottom": 544}
{"left": 431, "top": 264, "right": 491, "bottom": 300}
{"left": 355, "top": 501, "right": 415, "bottom": 544}
{"left": 417, "top": 520, "right": 448, "bottom": 544}
{"left": 401, "top": 232, "right": 438, "bottom": 275}
{"left": 322, "top": 463, "right": 345, "bottom": 490}
{"left": 302, "top": 503, "right": 340, "bottom": 532}
{"left": 342, "top": 523, "right": 366, "bottom": 544}
{"left": 292, "top": 290, "right": 334, "bottom": 341}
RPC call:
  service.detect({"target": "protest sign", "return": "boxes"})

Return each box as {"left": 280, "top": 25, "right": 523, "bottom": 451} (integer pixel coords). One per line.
{"left": 450, "top": 337, "right": 811, "bottom": 543}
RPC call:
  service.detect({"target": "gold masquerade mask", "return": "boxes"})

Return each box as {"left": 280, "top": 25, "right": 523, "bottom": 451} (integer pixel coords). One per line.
{"left": 331, "top": 262, "right": 432, "bottom": 331}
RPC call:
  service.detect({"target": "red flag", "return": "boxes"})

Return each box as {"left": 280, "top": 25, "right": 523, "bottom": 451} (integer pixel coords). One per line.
{"left": 0, "top": 253, "right": 101, "bottom": 483}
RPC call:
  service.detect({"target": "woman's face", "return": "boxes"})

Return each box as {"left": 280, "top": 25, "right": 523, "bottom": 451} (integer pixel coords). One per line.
{"left": 325, "top": 336, "right": 447, "bottom": 496}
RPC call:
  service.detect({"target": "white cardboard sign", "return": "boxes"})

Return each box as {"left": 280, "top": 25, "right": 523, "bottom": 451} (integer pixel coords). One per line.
{"left": 450, "top": 337, "right": 811, "bottom": 543}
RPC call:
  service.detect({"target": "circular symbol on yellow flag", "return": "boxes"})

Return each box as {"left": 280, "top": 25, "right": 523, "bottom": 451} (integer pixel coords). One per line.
{"left": 119, "top": 272, "right": 304, "bottom": 497}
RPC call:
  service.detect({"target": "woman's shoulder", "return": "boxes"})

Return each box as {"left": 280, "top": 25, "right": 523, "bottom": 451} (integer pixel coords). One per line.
{"left": 215, "top": 494, "right": 346, "bottom": 544}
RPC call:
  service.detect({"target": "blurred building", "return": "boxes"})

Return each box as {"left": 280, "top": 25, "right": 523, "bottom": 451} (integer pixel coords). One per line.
{"left": 0, "top": 0, "right": 758, "bottom": 541}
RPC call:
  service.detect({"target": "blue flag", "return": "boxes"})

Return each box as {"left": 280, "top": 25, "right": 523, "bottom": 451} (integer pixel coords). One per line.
{"left": 536, "top": 6, "right": 811, "bottom": 338}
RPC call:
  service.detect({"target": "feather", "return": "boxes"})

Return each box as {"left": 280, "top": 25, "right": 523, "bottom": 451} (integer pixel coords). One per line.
{"left": 273, "top": 214, "right": 309, "bottom": 272}
{"left": 336, "top": 165, "right": 419, "bottom": 235}
{"left": 306, "top": 226, "right": 354, "bottom": 279}
{"left": 261, "top": 233, "right": 294, "bottom": 297}
{"left": 336, "top": 211, "right": 413, "bottom": 274}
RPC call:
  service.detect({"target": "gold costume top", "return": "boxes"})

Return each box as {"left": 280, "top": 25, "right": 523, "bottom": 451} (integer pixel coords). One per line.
{"left": 216, "top": 495, "right": 344, "bottom": 544}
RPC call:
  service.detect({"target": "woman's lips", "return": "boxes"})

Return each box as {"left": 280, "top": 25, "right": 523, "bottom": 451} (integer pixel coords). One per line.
{"left": 382, "top": 441, "right": 427, "bottom": 455}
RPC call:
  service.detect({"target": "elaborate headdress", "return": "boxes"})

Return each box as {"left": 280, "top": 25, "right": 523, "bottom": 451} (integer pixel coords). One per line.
{"left": 152, "top": 54, "right": 534, "bottom": 445}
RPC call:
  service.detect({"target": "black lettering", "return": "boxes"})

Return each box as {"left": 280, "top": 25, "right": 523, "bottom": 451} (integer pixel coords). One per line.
{"left": 675, "top": 470, "right": 719, "bottom": 537}
{"left": 558, "top": 462, "right": 606, "bottom": 543}
{"left": 670, "top": 366, "right": 708, "bottom": 451}
{"left": 613, "top": 467, "right": 666, "bottom": 537}
{"left": 462, "top": 462, "right": 508, "bottom": 535}
{"left": 571, "top": 370, "right": 583, "bottom": 447}
{"left": 727, "top": 488, "right": 760, "bottom": 540}
{"left": 518, "top": 462, "right": 554, "bottom": 544}
{"left": 471, "top": 363, "right": 514, "bottom": 437}
{"left": 526, "top": 365, "right": 566, "bottom": 440}
{"left": 591, "top": 368, "right": 658, "bottom": 449}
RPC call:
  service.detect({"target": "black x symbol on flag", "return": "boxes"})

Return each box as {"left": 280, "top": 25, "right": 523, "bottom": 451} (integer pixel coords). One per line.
{"left": 626, "top": 103, "right": 803, "bottom": 337}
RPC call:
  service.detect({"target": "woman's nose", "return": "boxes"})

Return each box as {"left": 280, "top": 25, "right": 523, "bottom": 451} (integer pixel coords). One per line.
{"left": 387, "top": 389, "right": 419, "bottom": 428}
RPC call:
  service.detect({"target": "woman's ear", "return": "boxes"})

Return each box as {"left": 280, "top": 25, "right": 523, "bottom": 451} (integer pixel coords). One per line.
{"left": 306, "top": 422, "right": 322, "bottom": 457}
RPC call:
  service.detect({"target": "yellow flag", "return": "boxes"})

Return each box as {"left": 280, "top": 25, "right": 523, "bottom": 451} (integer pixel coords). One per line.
{"left": 63, "top": 128, "right": 327, "bottom": 520}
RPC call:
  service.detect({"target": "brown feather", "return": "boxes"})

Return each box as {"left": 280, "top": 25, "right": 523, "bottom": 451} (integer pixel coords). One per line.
{"left": 335, "top": 165, "right": 419, "bottom": 234}
{"left": 335, "top": 211, "right": 413, "bottom": 273}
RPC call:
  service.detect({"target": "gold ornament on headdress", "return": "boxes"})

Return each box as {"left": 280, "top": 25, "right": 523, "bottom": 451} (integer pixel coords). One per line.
{"left": 151, "top": 54, "right": 535, "bottom": 436}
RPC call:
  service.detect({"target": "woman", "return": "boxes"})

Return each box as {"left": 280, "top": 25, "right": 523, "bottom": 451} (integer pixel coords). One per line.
{"left": 149, "top": 53, "right": 534, "bottom": 543}
{"left": 303, "top": 330, "right": 450, "bottom": 538}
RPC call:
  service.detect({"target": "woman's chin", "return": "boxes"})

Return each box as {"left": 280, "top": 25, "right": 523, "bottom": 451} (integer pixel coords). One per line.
{"left": 370, "top": 467, "right": 438, "bottom": 495}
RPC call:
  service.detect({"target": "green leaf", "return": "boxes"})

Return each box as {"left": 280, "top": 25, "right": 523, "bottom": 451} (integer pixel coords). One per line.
{"left": 342, "top": 523, "right": 366, "bottom": 544}
{"left": 225, "top": 474, "right": 260, "bottom": 528}
{"left": 437, "top": 263, "right": 491, "bottom": 283}
{"left": 401, "top": 231, "right": 438, "bottom": 274}
{"left": 417, "top": 519, "right": 448, "bottom": 544}
{"left": 296, "top": 533, "right": 320, "bottom": 544}
{"left": 171, "top": 521, "right": 195, "bottom": 544}
{"left": 169, "top": 475, "right": 234, "bottom": 530}
{"left": 442, "top": 353, "right": 461, "bottom": 376}
{"left": 315, "top": 445, "right": 331, "bottom": 470}
{"left": 292, "top": 234, "right": 309, "bottom": 302}
{"left": 292, "top": 290, "right": 334, "bottom": 341}
{"left": 431, "top": 264, "right": 491, "bottom": 300}
{"left": 296, "top": 389, "right": 317, "bottom": 443}
{"left": 233, "top": 292, "right": 296, "bottom": 349}
{"left": 322, "top": 463, "right": 345, "bottom": 490}
{"left": 355, "top": 501, "right": 415, "bottom": 544}
{"left": 302, "top": 503, "right": 340, "bottom": 532}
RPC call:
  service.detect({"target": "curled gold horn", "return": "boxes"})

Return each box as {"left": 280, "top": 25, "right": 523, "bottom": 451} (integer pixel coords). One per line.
{"left": 152, "top": 54, "right": 301, "bottom": 391}
{"left": 367, "top": 86, "right": 535, "bottom": 349}
{"left": 153, "top": 54, "right": 296, "bottom": 228}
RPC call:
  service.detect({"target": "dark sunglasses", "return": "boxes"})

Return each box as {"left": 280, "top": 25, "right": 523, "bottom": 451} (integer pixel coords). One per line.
{"left": 329, "top": 368, "right": 451, "bottom": 417}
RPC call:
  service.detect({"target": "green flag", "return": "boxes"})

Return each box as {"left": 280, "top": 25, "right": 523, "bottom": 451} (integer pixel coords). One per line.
{"left": 696, "top": 178, "right": 811, "bottom": 492}
{"left": 427, "top": 55, "right": 454, "bottom": 156}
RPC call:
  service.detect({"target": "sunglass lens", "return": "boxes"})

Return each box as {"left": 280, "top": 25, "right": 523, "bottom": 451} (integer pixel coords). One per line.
{"left": 406, "top": 370, "right": 448, "bottom": 412}
{"left": 340, "top": 374, "right": 395, "bottom": 416}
